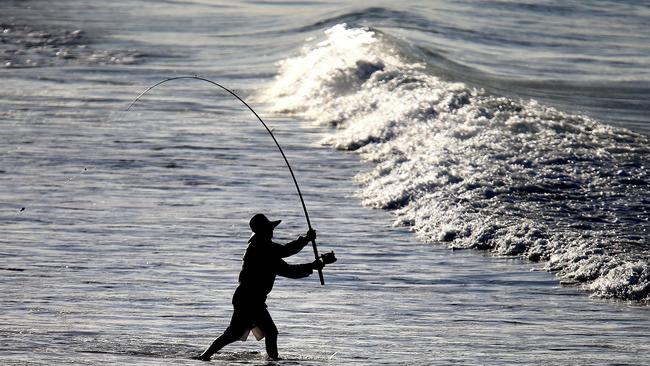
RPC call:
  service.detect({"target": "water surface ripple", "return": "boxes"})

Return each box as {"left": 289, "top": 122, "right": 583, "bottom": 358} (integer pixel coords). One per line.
{"left": 1, "top": 1, "right": 649, "bottom": 365}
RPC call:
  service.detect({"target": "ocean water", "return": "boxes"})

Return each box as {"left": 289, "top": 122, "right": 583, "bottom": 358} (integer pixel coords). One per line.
{"left": 1, "top": 1, "right": 649, "bottom": 365}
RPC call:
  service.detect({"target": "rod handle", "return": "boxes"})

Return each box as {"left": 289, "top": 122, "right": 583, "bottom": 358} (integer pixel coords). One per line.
{"left": 311, "top": 238, "right": 325, "bottom": 285}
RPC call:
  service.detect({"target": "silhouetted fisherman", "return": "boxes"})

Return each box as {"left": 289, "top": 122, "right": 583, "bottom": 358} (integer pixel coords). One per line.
{"left": 197, "top": 213, "right": 333, "bottom": 361}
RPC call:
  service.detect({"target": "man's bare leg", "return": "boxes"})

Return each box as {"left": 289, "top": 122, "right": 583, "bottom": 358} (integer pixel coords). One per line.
{"left": 197, "top": 328, "right": 240, "bottom": 361}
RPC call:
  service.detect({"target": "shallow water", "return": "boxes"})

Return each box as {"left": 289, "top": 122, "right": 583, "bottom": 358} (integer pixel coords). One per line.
{"left": 1, "top": 0, "right": 649, "bottom": 365}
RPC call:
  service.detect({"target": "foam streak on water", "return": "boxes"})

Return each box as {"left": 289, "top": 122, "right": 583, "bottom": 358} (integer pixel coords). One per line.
{"left": 264, "top": 24, "right": 650, "bottom": 302}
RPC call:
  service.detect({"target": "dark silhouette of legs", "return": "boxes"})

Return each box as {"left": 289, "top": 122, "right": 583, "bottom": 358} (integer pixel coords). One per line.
{"left": 197, "top": 306, "right": 280, "bottom": 361}
{"left": 256, "top": 308, "right": 279, "bottom": 359}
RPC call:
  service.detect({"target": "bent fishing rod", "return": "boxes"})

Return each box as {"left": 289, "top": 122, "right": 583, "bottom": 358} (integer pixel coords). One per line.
{"left": 127, "top": 76, "right": 326, "bottom": 285}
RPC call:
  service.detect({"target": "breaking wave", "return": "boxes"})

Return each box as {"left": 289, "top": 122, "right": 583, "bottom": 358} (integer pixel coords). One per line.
{"left": 263, "top": 25, "right": 650, "bottom": 302}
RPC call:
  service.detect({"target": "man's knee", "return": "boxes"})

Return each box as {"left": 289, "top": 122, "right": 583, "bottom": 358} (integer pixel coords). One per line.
{"left": 264, "top": 324, "right": 278, "bottom": 338}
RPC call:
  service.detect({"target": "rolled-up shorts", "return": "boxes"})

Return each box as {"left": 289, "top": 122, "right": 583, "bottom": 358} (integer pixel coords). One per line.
{"left": 227, "top": 305, "right": 277, "bottom": 341}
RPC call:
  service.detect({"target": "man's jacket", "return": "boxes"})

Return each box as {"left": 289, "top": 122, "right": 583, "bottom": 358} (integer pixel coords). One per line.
{"left": 232, "top": 234, "right": 312, "bottom": 308}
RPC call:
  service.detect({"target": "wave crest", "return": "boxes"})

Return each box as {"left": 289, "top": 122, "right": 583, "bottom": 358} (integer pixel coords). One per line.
{"left": 263, "top": 24, "right": 650, "bottom": 302}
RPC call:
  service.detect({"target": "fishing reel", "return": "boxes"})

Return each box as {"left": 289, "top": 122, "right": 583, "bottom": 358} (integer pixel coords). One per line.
{"left": 320, "top": 251, "right": 337, "bottom": 265}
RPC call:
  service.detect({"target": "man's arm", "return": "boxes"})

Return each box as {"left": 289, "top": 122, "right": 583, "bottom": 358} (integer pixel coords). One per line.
{"left": 274, "top": 229, "right": 317, "bottom": 258}
{"left": 275, "top": 258, "right": 315, "bottom": 279}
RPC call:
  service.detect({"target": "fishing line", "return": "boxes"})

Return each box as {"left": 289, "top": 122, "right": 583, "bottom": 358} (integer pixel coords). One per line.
{"left": 127, "top": 76, "right": 325, "bottom": 285}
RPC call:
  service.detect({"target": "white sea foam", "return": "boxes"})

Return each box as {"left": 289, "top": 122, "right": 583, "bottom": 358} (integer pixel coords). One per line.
{"left": 263, "top": 24, "right": 650, "bottom": 302}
